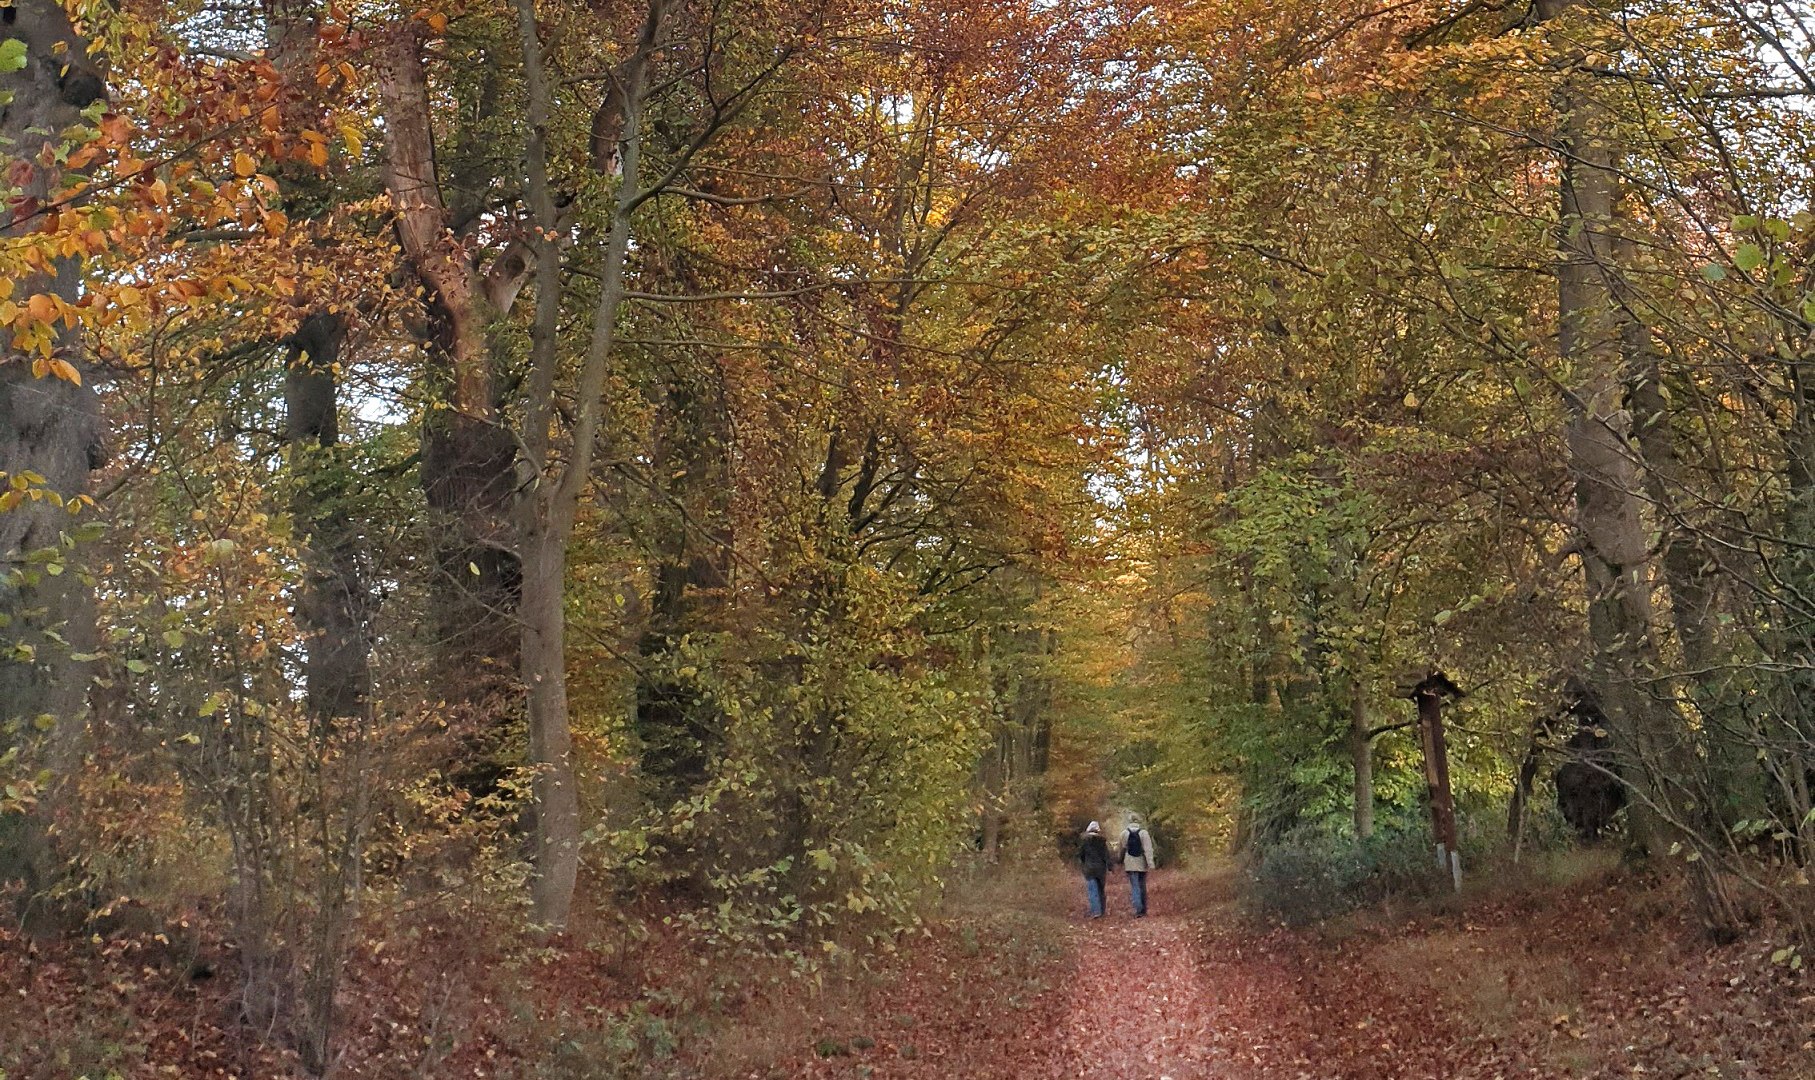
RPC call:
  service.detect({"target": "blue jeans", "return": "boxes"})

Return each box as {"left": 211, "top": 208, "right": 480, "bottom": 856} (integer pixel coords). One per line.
{"left": 1128, "top": 870, "right": 1148, "bottom": 915}
{"left": 1085, "top": 875, "right": 1105, "bottom": 917}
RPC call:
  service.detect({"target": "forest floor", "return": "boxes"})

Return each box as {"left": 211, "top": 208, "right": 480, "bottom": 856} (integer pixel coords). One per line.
{"left": 740, "top": 860, "right": 1815, "bottom": 1080}
{"left": 6, "top": 857, "right": 1815, "bottom": 1078}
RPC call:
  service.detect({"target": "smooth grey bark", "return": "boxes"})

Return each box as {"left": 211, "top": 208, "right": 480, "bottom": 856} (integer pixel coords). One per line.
{"left": 1539, "top": 0, "right": 1681, "bottom": 858}
{"left": 0, "top": 0, "right": 107, "bottom": 910}
{"left": 513, "top": 0, "right": 668, "bottom": 928}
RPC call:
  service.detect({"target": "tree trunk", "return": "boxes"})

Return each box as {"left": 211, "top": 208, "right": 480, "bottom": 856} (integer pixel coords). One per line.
{"left": 1349, "top": 683, "right": 1374, "bottom": 840}
{"left": 1541, "top": 0, "right": 1681, "bottom": 857}
{"left": 634, "top": 372, "right": 730, "bottom": 810}
{"left": 1626, "top": 336, "right": 1754, "bottom": 823}
{"left": 285, "top": 315, "right": 372, "bottom": 729}
{"left": 377, "top": 23, "right": 521, "bottom": 724}
{"left": 510, "top": 0, "right": 667, "bottom": 928}
{"left": 0, "top": 0, "right": 107, "bottom": 912}
{"left": 519, "top": 531, "right": 580, "bottom": 928}
{"left": 1507, "top": 715, "right": 1548, "bottom": 861}
{"left": 1772, "top": 358, "right": 1815, "bottom": 859}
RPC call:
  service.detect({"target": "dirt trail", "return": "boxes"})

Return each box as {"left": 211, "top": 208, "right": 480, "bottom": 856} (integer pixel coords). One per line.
{"left": 1054, "top": 874, "right": 1303, "bottom": 1079}
{"left": 1058, "top": 909, "right": 1227, "bottom": 1076}
{"left": 780, "top": 867, "right": 1815, "bottom": 1080}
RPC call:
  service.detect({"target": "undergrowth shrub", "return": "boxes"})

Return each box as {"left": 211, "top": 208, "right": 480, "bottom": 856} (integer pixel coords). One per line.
{"left": 1244, "top": 824, "right": 1452, "bottom": 925}
{"left": 1246, "top": 802, "right": 1600, "bottom": 925}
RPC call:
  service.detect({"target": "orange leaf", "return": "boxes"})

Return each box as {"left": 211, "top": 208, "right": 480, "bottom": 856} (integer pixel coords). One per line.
{"left": 233, "top": 151, "right": 257, "bottom": 178}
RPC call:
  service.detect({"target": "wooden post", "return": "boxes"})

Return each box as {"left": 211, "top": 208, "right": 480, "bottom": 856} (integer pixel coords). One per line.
{"left": 1398, "top": 670, "right": 1465, "bottom": 892}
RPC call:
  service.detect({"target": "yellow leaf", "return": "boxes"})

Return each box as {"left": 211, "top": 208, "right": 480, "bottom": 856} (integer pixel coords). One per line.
{"left": 233, "top": 151, "right": 257, "bottom": 178}
{"left": 26, "top": 293, "right": 56, "bottom": 323}
{"left": 47, "top": 358, "right": 80, "bottom": 385}
{"left": 308, "top": 140, "right": 328, "bottom": 168}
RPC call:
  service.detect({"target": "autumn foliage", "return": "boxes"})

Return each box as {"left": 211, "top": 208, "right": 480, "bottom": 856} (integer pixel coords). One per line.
{"left": 3, "top": 0, "right": 1815, "bottom": 1072}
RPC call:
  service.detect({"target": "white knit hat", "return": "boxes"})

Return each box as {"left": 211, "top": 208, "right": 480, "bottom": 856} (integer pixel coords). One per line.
{"left": 1085, "top": 820, "right": 1102, "bottom": 835}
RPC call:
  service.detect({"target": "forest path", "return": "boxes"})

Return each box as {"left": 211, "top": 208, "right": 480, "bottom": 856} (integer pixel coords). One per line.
{"left": 1052, "top": 872, "right": 1304, "bottom": 1079}
{"left": 776, "top": 864, "right": 1815, "bottom": 1080}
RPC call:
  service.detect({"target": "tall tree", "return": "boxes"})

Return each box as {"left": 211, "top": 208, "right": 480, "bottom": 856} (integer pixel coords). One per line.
{"left": 0, "top": 0, "right": 108, "bottom": 905}
{"left": 1538, "top": 0, "right": 1686, "bottom": 857}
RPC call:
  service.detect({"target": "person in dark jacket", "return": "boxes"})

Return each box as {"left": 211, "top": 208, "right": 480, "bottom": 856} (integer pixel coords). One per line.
{"left": 1077, "top": 820, "right": 1111, "bottom": 918}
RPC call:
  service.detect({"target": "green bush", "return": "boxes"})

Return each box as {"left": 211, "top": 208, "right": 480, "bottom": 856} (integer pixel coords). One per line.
{"left": 1244, "top": 824, "right": 1450, "bottom": 925}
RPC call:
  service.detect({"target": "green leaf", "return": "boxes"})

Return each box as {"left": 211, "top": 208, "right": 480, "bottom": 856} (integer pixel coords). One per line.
{"left": 124, "top": 658, "right": 149, "bottom": 674}
{"left": 1701, "top": 263, "right": 1726, "bottom": 283}
{"left": 161, "top": 629, "right": 185, "bottom": 648}
{"left": 1734, "top": 243, "right": 1765, "bottom": 272}
{"left": 0, "top": 39, "right": 27, "bottom": 75}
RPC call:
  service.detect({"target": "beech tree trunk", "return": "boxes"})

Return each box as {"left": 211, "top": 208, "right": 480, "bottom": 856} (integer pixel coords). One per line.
{"left": 1540, "top": 0, "right": 1681, "bottom": 857}
{"left": 377, "top": 25, "right": 521, "bottom": 722}
{"left": 511, "top": 0, "right": 667, "bottom": 928}
{"left": 285, "top": 316, "right": 372, "bottom": 729}
{"left": 271, "top": 1, "right": 372, "bottom": 733}
{"left": 0, "top": 0, "right": 107, "bottom": 908}
{"left": 519, "top": 531, "right": 580, "bottom": 925}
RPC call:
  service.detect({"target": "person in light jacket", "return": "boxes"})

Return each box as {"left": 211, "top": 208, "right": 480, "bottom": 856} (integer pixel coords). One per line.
{"left": 1077, "top": 821, "right": 1111, "bottom": 918}
{"left": 1119, "top": 815, "right": 1157, "bottom": 916}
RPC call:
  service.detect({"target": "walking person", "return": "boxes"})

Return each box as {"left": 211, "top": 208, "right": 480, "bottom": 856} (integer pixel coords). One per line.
{"left": 1077, "top": 821, "right": 1111, "bottom": 918}
{"left": 1120, "top": 815, "right": 1157, "bottom": 916}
